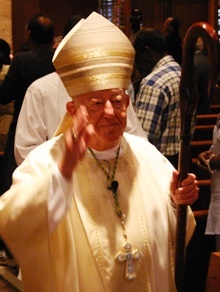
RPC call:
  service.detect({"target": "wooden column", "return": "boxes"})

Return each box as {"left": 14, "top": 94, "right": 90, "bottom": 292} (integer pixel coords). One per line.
{"left": 0, "top": 0, "right": 12, "bottom": 52}
{"left": 208, "top": 0, "right": 218, "bottom": 33}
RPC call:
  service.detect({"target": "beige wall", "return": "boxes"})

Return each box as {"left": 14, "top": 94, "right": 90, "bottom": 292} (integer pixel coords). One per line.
{"left": 0, "top": 0, "right": 12, "bottom": 53}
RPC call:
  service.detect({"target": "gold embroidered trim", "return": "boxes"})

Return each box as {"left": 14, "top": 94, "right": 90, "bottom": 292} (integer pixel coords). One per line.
{"left": 78, "top": 160, "right": 105, "bottom": 281}
{"left": 63, "top": 72, "right": 132, "bottom": 86}
{"left": 56, "top": 48, "right": 134, "bottom": 73}
{"left": 122, "top": 140, "right": 151, "bottom": 291}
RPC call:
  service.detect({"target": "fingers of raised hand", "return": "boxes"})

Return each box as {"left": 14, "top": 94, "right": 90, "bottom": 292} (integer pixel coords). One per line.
{"left": 71, "top": 127, "right": 78, "bottom": 140}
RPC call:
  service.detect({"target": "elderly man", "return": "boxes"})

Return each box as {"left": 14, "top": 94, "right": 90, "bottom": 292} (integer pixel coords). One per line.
{"left": 0, "top": 12, "right": 198, "bottom": 291}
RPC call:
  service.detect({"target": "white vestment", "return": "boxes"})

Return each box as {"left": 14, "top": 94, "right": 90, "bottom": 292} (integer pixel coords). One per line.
{"left": 0, "top": 133, "right": 195, "bottom": 292}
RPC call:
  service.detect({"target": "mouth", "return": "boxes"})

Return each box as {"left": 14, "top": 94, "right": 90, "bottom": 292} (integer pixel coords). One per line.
{"left": 99, "top": 124, "right": 120, "bottom": 130}
{"left": 99, "top": 121, "right": 119, "bottom": 127}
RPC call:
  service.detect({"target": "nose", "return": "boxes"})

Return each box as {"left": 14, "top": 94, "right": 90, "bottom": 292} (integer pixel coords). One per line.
{"left": 103, "top": 100, "right": 115, "bottom": 117}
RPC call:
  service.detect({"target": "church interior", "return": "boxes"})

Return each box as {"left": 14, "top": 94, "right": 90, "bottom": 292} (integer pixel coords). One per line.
{"left": 0, "top": 0, "right": 220, "bottom": 291}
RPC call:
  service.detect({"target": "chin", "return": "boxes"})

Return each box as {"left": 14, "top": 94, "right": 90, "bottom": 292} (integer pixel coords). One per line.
{"left": 104, "top": 133, "right": 121, "bottom": 143}
{"left": 97, "top": 126, "right": 124, "bottom": 142}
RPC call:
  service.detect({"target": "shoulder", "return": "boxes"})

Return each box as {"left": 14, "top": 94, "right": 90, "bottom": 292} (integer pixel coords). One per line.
{"left": 122, "top": 132, "right": 174, "bottom": 174}
{"left": 9, "top": 52, "right": 37, "bottom": 69}
{"left": 26, "top": 72, "right": 70, "bottom": 104}
{"left": 24, "top": 135, "right": 65, "bottom": 166}
{"left": 123, "top": 133, "right": 166, "bottom": 160}
{"left": 12, "top": 51, "right": 33, "bottom": 61}
{"left": 156, "top": 56, "right": 181, "bottom": 72}
{"left": 141, "top": 64, "right": 180, "bottom": 91}
{"left": 145, "top": 57, "right": 180, "bottom": 81}
{"left": 29, "top": 72, "right": 58, "bottom": 88}
{"left": 27, "top": 72, "right": 66, "bottom": 97}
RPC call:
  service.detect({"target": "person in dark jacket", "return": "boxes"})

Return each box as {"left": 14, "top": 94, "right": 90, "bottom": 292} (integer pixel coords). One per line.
{"left": 0, "top": 13, "right": 55, "bottom": 194}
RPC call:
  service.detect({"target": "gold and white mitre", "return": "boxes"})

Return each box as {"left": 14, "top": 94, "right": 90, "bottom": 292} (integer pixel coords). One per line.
{"left": 53, "top": 11, "right": 134, "bottom": 97}
{"left": 52, "top": 12, "right": 135, "bottom": 136}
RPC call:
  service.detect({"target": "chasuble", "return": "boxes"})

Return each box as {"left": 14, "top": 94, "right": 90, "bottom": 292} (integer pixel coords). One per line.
{"left": 0, "top": 133, "right": 195, "bottom": 291}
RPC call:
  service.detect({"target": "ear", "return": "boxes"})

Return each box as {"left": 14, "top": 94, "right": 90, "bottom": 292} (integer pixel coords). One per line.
{"left": 66, "top": 101, "right": 76, "bottom": 116}
{"left": 125, "top": 93, "right": 130, "bottom": 108}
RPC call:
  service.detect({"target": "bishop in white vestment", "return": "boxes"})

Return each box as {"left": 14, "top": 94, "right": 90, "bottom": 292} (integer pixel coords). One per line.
{"left": 0, "top": 12, "right": 198, "bottom": 292}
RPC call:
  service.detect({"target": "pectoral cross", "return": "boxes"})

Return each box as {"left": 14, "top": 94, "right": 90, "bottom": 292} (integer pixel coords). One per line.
{"left": 115, "top": 241, "right": 140, "bottom": 280}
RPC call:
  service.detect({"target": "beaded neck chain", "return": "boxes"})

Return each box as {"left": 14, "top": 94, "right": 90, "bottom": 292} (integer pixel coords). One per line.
{"left": 88, "top": 144, "right": 140, "bottom": 281}
{"left": 88, "top": 144, "right": 123, "bottom": 220}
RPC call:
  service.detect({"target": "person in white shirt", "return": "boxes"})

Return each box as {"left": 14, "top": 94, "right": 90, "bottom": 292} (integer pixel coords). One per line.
{"left": 14, "top": 72, "right": 70, "bottom": 165}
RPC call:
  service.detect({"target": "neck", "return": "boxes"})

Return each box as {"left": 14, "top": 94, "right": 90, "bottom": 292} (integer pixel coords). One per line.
{"left": 88, "top": 144, "right": 121, "bottom": 160}
{"left": 88, "top": 137, "right": 121, "bottom": 152}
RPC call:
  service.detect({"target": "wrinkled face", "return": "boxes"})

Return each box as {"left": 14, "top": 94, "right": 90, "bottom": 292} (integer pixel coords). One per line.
{"left": 73, "top": 88, "right": 129, "bottom": 148}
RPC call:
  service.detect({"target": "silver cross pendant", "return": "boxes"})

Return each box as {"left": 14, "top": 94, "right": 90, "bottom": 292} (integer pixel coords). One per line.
{"left": 115, "top": 241, "right": 140, "bottom": 280}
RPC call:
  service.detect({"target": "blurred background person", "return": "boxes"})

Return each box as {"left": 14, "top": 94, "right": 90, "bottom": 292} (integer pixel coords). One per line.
{"left": 0, "top": 38, "right": 11, "bottom": 81}
{"left": 197, "top": 115, "right": 220, "bottom": 251}
{"left": 14, "top": 15, "right": 83, "bottom": 165}
{"left": 129, "top": 8, "right": 142, "bottom": 45}
{"left": 163, "top": 16, "right": 182, "bottom": 65}
{"left": 0, "top": 38, "right": 13, "bottom": 153}
{"left": 132, "top": 28, "right": 181, "bottom": 169}
{"left": 129, "top": 9, "right": 144, "bottom": 100}
{"left": 0, "top": 13, "right": 55, "bottom": 194}
{"left": 194, "top": 37, "right": 210, "bottom": 114}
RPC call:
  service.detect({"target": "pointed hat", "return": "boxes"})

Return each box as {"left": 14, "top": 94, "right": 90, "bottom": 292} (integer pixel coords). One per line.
{"left": 52, "top": 12, "right": 134, "bottom": 136}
